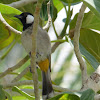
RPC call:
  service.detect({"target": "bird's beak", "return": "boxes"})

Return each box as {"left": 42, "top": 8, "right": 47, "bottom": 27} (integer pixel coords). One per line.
{"left": 14, "top": 15, "right": 22, "bottom": 19}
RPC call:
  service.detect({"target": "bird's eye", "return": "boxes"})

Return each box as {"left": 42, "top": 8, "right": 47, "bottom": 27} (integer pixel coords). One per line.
{"left": 24, "top": 13, "right": 27, "bottom": 17}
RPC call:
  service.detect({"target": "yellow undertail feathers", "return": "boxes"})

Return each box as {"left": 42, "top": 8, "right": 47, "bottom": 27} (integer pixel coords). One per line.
{"left": 38, "top": 58, "right": 49, "bottom": 72}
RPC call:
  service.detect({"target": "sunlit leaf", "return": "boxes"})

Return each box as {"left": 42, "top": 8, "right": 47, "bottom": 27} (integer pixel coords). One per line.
{"left": 49, "top": 92, "right": 80, "bottom": 100}
{"left": 0, "top": 3, "right": 22, "bottom": 50}
{"left": 53, "top": 0, "right": 64, "bottom": 12}
{"left": 12, "top": 96, "right": 29, "bottom": 100}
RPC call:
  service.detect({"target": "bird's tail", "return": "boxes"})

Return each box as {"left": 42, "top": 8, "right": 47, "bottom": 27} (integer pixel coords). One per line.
{"left": 42, "top": 68, "right": 54, "bottom": 100}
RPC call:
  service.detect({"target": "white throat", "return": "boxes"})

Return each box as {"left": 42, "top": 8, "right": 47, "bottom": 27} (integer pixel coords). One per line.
{"left": 26, "top": 15, "right": 34, "bottom": 24}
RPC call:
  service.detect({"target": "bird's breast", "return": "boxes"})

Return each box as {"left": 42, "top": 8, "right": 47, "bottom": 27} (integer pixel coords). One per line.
{"left": 21, "top": 29, "right": 51, "bottom": 62}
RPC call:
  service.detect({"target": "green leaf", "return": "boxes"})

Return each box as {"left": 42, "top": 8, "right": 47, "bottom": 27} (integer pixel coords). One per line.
{"left": 49, "top": 92, "right": 80, "bottom": 100}
{"left": 51, "top": 1, "right": 57, "bottom": 22}
{"left": 83, "top": 0, "right": 100, "bottom": 19}
{"left": 60, "top": 0, "right": 81, "bottom": 6}
{"left": 12, "top": 86, "right": 35, "bottom": 100}
{"left": 0, "top": 3, "right": 22, "bottom": 50}
{"left": 60, "top": 94, "right": 80, "bottom": 100}
{"left": 80, "top": 89, "right": 95, "bottom": 100}
{"left": 70, "top": 11, "right": 100, "bottom": 31}
{"left": 0, "top": 3, "right": 21, "bottom": 15}
{"left": 79, "top": 43, "right": 99, "bottom": 69}
{"left": 0, "top": 85, "right": 5, "bottom": 100}
{"left": 82, "top": 11, "right": 100, "bottom": 31}
{"left": 12, "top": 96, "right": 29, "bottom": 100}
{"left": 40, "top": 1, "right": 48, "bottom": 21}
{"left": 80, "top": 29, "right": 100, "bottom": 63}
{"left": 53, "top": 0, "right": 64, "bottom": 12}
{"left": 49, "top": 94, "right": 64, "bottom": 100}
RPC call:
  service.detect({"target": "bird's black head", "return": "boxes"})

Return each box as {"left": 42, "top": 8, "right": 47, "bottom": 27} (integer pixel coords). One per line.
{"left": 14, "top": 12, "right": 34, "bottom": 30}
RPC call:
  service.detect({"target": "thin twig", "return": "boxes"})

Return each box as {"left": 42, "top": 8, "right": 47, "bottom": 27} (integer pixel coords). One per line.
{"left": 43, "top": 1, "right": 51, "bottom": 31}
{"left": 0, "top": 12, "right": 22, "bottom": 34}
{"left": 8, "top": 0, "right": 37, "bottom": 8}
{"left": 31, "top": 0, "right": 43, "bottom": 100}
{"left": 5, "top": 89, "right": 65, "bottom": 97}
{"left": 51, "top": 42, "right": 62, "bottom": 53}
{"left": 11, "top": 66, "right": 30, "bottom": 83}
{"left": 5, "top": 89, "right": 41, "bottom": 96}
{"left": 3, "top": 80, "right": 41, "bottom": 89}
{"left": 0, "top": 55, "right": 29, "bottom": 78}
{"left": 73, "top": 3, "right": 87, "bottom": 85}
{"left": 3, "top": 80, "right": 78, "bottom": 93}
{"left": 52, "top": 22, "right": 58, "bottom": 38}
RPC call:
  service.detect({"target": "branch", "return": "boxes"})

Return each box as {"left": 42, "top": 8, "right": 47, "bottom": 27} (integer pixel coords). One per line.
{"left": 0, "top": 55, "right": 29, "bottom": 78}
{"left": 95, "top": 94, "right": 100, "bottom": 100}
{"left": 73, "top": 3, "right": 87, "bottom": 86}
{"left": 52, "top": 22, "right": 58, "bottom": 38}
{"left": 0, "top": 12, "right": 21, "bottom": 34}
{"left": 43, "top": 1, "right": 51, "bottom": 31}
{"left": 3, "top": 80, "right": 41, "bottom": 89}
{"left": 73, "top": 4, "right": 100, "bottom": 98}
{"left": 11, "top": 66, "right": 30, "bottom": 83}
{"left": 30, "top": 0, "right": 43, "bottom": 100}
{"left": 5, "top": 89, "right": 61, "bottom": 97}
{"left": 82, "top": 65, "right": 100, "bottom": 92}
{"left": 3, "top": 80, "right": 78, "bottom": 93}
{"left": 8, "top": 0, "right": 37, "bottom": 8}
{"left": 5, "top": 89, "right": 41, "bottom": 96}
{"left": 51, "top": 42, "right": 62, "bottom": 53}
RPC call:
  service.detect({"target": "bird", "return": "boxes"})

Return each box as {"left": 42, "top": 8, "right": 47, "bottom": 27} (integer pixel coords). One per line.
{"left": 14, "top": 12, "right": 54, "bottom": 99}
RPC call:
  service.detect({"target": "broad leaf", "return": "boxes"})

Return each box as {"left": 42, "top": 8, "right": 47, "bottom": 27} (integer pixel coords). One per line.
{"left": 79, "top": 43, "right": 99, "bottom": 69}
{"left": 80, "top": 29, "right": 100, "bottom": 63}
{"left": 82, "top": 11, "right": 100, "bottom": 31}
{"left": 83, "top": 0, "right": 100, "bottom": 19}
{"left": 0, "top": 3, "right": 22, "bottom": 50}
{"left": 53, "top": 0, "right": 64, "bottom": 12}
{"left": 70, "top": 11, "right": 100, "bottom": 31}
{"left": 80, "top": 89, "right": 95, "bottom": 100}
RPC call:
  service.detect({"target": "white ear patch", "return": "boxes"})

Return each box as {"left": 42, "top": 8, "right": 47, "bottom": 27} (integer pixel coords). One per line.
{"left": 26, "top": 15, "right": 34, "bottom": 24}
